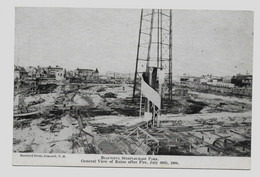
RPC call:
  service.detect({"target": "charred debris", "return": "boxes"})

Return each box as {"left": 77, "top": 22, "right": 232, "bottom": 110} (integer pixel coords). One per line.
{"left": 13, "top": 68, "right": 251, "bottom": 156}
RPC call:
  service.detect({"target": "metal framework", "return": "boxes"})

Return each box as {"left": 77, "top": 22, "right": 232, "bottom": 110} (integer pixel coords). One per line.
{"left": 133, "top": 9, "right": 173, "bottom": 100}
{"left": 124, "top": 127, "right": 160, "bottom": 154}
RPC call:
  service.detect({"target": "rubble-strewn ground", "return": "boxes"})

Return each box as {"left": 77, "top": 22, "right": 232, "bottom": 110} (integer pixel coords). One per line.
{"left": 13, "top": 83, "right": 252, "bottom": 156}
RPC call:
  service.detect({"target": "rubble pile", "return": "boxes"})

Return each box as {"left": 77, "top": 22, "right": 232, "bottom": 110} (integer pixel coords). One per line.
{"left": 13, "top": 82, "right": 252, "bottom": 156}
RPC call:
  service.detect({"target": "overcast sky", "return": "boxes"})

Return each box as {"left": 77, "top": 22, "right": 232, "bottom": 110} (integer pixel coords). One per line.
{"left": 15, "top": 8, "right": 253, "bottom": 76}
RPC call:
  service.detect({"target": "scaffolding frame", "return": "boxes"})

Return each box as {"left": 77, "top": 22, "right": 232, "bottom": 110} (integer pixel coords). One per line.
{"left": 133, "top": 9, "right": 173, "bottom": 101}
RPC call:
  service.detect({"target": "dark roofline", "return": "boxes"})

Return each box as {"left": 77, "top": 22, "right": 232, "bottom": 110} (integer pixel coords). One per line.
{"left": 46, "top": 65, "right": 62, "bottom": 69}
{"left": 76, "top": 68, "right": 95, "bottom": 71}
{"left": 14, "top": 66, "right": 27, "bottom": 72}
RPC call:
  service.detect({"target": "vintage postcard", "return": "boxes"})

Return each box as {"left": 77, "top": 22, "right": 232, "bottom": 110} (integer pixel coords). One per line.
{"left": 13, "top": 7, "right": 253, "bottom": 169}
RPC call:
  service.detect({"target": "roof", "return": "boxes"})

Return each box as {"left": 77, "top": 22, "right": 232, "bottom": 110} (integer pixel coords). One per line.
{"left": 14, "top": 66, "right": 27, "bottom": 73}
{"left": 76, "top": 68, "right": 94, "bottom": 72}
{"left": 232, "top": 74, "right": 252, "bottom": 80}
{"left": 47, "top": 66, "right": 63, "bottom": 70}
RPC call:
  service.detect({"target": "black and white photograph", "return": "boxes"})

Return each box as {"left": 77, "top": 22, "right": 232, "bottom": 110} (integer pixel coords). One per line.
{"left": 12, "top": 7, "right": 253, "bottom": 169}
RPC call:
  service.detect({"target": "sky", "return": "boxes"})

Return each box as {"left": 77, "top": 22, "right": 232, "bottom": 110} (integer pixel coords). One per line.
{"left": 15, "top": 8, "right": 254, "bottom": 76}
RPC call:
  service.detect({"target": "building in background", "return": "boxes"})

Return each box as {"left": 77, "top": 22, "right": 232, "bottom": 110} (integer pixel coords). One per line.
{"left": 14, "top": 66, "right": 27, "bottom": 81}
{"left": 47, "top": 65, "right": 64, "bottom": 80}
{"left": 231, "top": 74, "right": 252, "bottom": 87}
{"left": 25, "top": 66, "right": 37, "bottom": 78}
{"left": 74, "top": 68, "right": 99, "bottom": 82}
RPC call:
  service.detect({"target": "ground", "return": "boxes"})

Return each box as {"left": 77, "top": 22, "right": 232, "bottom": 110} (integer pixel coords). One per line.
{"left": 13, "top": 83, "right": 252, "bottom": 156}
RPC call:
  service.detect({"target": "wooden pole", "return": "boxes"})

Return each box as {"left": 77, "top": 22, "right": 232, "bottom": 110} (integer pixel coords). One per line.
{"left": 133, "top": 9, "right": 143, "bottom": 100}
{"left": 139, "top": 90, "right": 142, "bottom": 118}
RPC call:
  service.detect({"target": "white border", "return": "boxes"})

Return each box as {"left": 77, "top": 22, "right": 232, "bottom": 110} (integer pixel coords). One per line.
{"left": 13, "top": 153, "right": 251, "bottom": 170}
{"left": 1, "top": 0, "right": 260, "bottom": 176}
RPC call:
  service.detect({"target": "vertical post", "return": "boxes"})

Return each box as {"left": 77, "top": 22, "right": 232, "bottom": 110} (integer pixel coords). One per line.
{"left": 146, "top": 9, "right": 155, "bottom": 113}
{"left": 133, "top": 9, "right": 143, "bottom": 100}
{"left": 147, "top": 67, "right": 153, "bottom": 113}
{"left": 168, "top": 9, "right": 173, "bottom": 100}
{"left": 159, "top": 9, "right": 163, "bottom": 110}
{"left": 160, "top": 9, "right": 163, "bottom": 70}
{"left": 156, "top": 10, "right": 162, "bottom": 127}
{"left": 157, "top": 9, "right": 160, "bottom": 69}
{"left": 152, "top": 105, "right": 155, "bottom": 128}
{"left": 139, "top": 89, "right": 142, "bottom": 118}
{"left": 157, "top": 99, "right": 160, "bottom": 127}
{"left": 146, "top": 9, "right": 155, "bottom": 72}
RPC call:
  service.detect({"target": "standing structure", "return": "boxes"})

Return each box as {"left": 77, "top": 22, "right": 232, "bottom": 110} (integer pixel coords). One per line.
{"left": 132, "top": 9, "right": 173, "bottom": 127}
{"left": 133, "top": 9, "right": 173, "bottom": 101}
